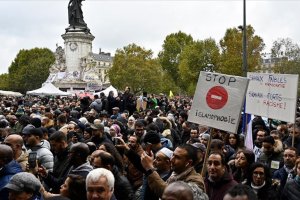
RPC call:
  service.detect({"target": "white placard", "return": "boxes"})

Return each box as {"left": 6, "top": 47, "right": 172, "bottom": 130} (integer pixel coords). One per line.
{"left": 246, "top": 72, "right": 299, "bottom": 123}
{"left": 188, "top": 72, "right": 249, "bottom": 133}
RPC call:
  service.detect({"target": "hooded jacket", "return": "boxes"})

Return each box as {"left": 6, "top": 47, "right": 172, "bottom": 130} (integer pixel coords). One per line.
{"left": 205, "top": 170, "right": 238, "bottom": 200}
{"left": 69, "top": 161, "right": 93, "bottom": 178}
{"left": 29, "top": 144, "right": 54, "bottom": 171}
{"left": 16, "top": 149, "right": 28, "bottom": 171}
{"left": 0, "top": 160, "right": 23, "bottom": 200}
{"left": 90, "top": 99, "right": 102, "bottom": 113}
{"left": 258, "top": 140, "right": 284, "bottom": 175}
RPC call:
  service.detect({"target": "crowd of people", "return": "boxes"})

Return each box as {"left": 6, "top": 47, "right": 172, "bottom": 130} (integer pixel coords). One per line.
{"left": 0, "top": 87, "right": 300, "bottom": 200}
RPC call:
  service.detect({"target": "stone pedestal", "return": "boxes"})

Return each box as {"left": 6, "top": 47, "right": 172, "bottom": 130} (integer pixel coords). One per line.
{"left": 47, "top": 27, "right": 111, "bottom": 92}
{"left": 45, "top": 2, "right": 112, "bottom": 93}
{"left": 62, "top": 30, "right": 95, "bottom": 73}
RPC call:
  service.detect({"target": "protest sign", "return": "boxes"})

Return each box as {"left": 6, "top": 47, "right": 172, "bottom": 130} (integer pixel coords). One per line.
{"left": 188, "top": 72, "right": 249, "bottom": 133}
{"left": 246, "top": 72, "right": 299, "bottom": 123}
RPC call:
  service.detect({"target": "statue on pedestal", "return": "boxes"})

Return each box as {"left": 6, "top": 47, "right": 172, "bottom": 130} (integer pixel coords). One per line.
{"left": 50, "top": 46, "right": 66, "bottom": 73}
{"left": 68, "top": 0, "right": 87, "bottom": 27}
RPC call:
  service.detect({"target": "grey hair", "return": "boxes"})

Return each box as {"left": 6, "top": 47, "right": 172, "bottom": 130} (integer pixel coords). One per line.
{"left": 86, "top": 168, "right": 115, "bottom": 191}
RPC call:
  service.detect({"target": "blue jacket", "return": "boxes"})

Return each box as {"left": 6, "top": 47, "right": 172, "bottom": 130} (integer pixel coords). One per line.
{"left": 273, "top": 166, "right": 288, "bottom": 193}
{"left": 0, "top": 160, "right": 23, "bottom": 200}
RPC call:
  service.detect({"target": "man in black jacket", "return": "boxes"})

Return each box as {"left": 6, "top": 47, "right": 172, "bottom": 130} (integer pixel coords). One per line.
{"left": 85, "top": 123, "right": 112, "bottom": 148}
{"left": 284, "top": 120, "right": 300, "bottom": 154}
{"left": 39, "top": 131, "right": 72, "bottom": 193}
{"left": 93, "top": 151, "right": 134, "bottom": 200}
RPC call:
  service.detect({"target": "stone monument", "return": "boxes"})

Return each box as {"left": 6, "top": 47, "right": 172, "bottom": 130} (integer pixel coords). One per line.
{"left": 47, "top": 0, "right": 112, "bottom": 92}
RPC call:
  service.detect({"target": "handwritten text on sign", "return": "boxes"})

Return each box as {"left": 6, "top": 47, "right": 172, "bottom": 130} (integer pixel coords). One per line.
{"left": 246, "top": 73, "right": 299, "bottom": 123}
{"left": 189, "top": 72, "right": 249, "bottom": 133}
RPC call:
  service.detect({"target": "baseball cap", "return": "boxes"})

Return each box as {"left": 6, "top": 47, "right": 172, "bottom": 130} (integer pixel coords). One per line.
{"left": 5, "top": 172, "right": 41, "bottom": 193}
{"left": 90, "top": 123, "right": 104, "bottom": 130}
{"left": 29, "top": 128, "right": 43, "bottom": 137}
{"left": 22, "top": 124, "right": 35, "bottom": 134}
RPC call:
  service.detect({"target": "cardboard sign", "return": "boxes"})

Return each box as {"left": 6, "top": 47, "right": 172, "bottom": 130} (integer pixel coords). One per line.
{"left": 246, "top": 72, "right": 299, "bottom": 123}
{"left": 188, "top": 72, "right": 249, "bottom": 133}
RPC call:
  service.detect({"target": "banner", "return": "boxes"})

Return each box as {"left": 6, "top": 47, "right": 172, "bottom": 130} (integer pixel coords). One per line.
{"left": 246, "top": 73, "right": 299, "bottom": 123}
{"left": 188, "top": 72, "right": 249, "bottom": 133}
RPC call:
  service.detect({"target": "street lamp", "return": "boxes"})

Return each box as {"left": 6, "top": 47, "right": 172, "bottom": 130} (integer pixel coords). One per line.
{"left": 241, "top": 0, "right": 248, "bottom": 137}
{"left": 241, "top": 0, "right": 247, "bottom": 77}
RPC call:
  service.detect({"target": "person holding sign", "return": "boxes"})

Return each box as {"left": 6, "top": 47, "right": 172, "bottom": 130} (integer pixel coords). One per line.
{"left": 204, "top": 152, "right": 237, "bottom": 200}
{"left": 141, "top": 144, "right": 208, "bottom": 200}
{"left": 283, "top": 119, "right": 300, "bottom": 155}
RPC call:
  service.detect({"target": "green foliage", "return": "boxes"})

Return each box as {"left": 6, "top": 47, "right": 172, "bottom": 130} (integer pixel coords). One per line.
{"left": 7, "top": 48, "right": 55, "bottom": 93}
{"left": 271, "top": 38, "right": 300, "bottom": 75}
{"left": 108, "top": 43, "right": 164, "bottom": 94}
{"left": 0, "top": 73, "right": 9, "bottom": 90}
{"left": 160, "top": 72, "right": 181, "bottom": 95}
{"left": 219, "top": 25, "right": 265, "bottom": 76}
{"left": 271, "top": 38, "right": 300, "bottom": 96}
{"left": 179, "top": 38, "right": 220, "bottom": 95}
{"left": 158, "top": 31, "right": 194, "bottom": 88}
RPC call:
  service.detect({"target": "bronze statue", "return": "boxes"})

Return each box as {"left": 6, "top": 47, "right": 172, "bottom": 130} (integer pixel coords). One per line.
{"left": 68, "top": 0, "right": 87, "bottom": 27}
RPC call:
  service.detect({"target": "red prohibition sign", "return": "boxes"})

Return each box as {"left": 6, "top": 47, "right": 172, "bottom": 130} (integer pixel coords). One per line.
{"left": 206, "top": 86, "right": 228, "bottom": 110}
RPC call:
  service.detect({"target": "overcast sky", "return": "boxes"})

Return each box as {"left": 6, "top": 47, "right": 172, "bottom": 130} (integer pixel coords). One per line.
{"left": 1, "top": 0, "right": 300, "bottom": 75}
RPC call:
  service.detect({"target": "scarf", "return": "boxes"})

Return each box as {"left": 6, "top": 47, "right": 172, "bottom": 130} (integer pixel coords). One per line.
{"left": 284, "top": 165, "right": 293, "bottom": 173}
{"left": 251, "top": 181, "right": 265, "bottom": 194}
{"left": 167, "top": 167, "right": 194, "bottom": 184}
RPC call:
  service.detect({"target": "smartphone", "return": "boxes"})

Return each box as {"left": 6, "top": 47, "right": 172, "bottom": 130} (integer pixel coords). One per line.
{"left": 28, "top": 152, "right": 37, "bottom": 169}
{"left": 145, "top": 144, "right": 152, "bottom": 156}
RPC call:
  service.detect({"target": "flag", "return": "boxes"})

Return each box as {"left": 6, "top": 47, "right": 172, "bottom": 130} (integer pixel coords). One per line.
{"left": 242, "top": 101, "right": 254, "bottom": 150}
{"left": 244, "top": 114, "right": 254, "bottom": 150}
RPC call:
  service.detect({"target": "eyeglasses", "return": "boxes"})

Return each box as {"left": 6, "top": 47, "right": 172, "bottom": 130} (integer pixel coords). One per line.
{"left": 253, "top": 172, "right": 265, "bottom": 177}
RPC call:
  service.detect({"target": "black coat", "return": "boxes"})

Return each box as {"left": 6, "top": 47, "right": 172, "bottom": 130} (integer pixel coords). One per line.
{"left": 43, "top": 146, "right": 72, "bottom": 193}
{"left": 281, "top": 179, "right": 300, "bottom": 200}
{"left": 256, "top": 183, "right": 278, "bottom": 200}
{"left": 112, "top": 166, "right": 134, "bottom": 200}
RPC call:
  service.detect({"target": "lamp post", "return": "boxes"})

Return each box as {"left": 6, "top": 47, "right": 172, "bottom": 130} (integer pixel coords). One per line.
{"left": 242, "top": 0, "right": 247, "bottom": 77}
{"left": 241, "top": 0, "right": 248, "bottom": 136}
